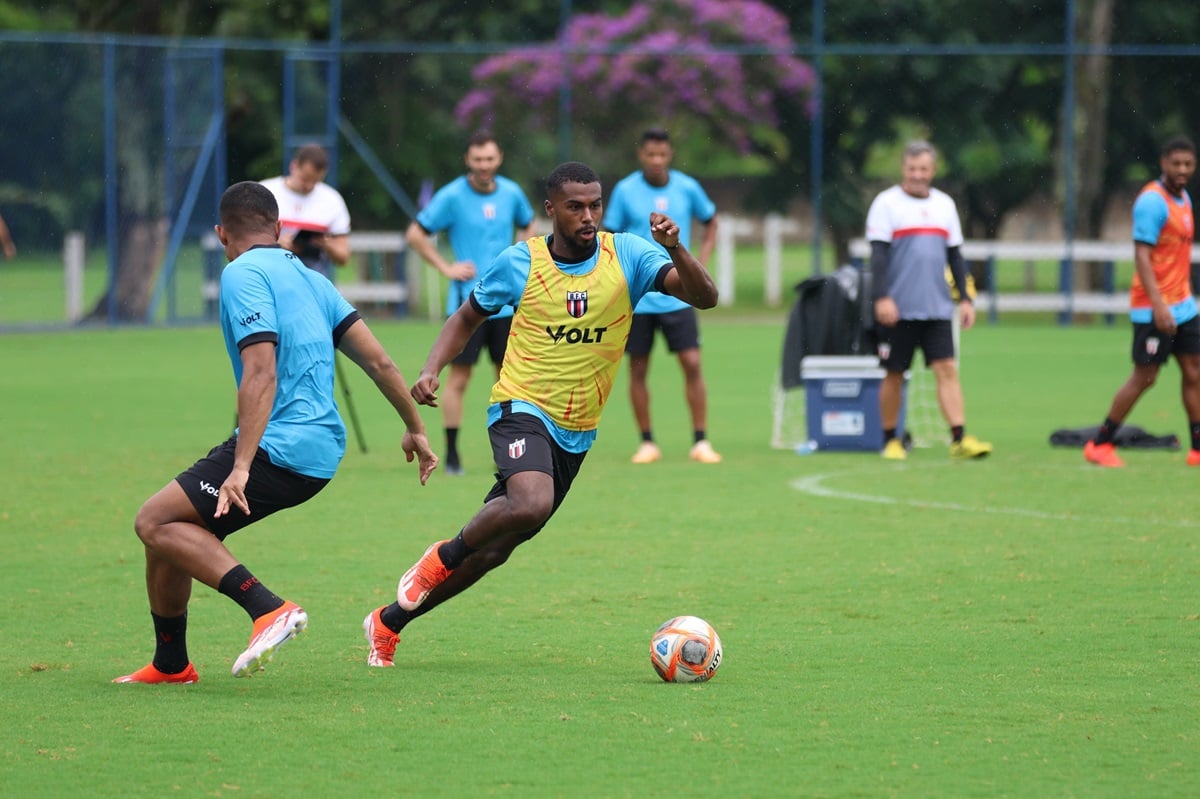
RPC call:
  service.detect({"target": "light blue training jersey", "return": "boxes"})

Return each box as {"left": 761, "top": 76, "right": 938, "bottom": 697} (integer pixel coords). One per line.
{"left": 416, "top": 175, "right": 536, "bottom": 319}
{"left": 219, "top": 245, "right": 357, "bottom": 479}
{"left": 604, "top": 169, "right": 716, "bottom": 314}
{"left": 471, "top": 233, "right": 673, "bottom": 452}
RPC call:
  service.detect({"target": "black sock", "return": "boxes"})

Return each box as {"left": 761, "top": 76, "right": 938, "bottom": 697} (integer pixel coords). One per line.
{"left": 1190, "top": 421, "right": 1200, "bottom": 451}
{"left": 218, "top": 564, "right": 285, "bottom": 621}
{"left": 445, "top": 428, "right": 460, "bottom": 464}
{"left": 951, "top": 425, "right": 965, "bottom": 443}
{"left": 436, "top": 530, "right": 475, "bottom": 571}
{"left": 641, "top": 430, "right": 654, "bottom": 443}
{"left": 379, "top": 602, "right": 414, "bottom": 633}
{"left": 151, "top": 611, "right": 190, "bottom": 674}
{"left": 1095, "top": 417, "right": 1121, "bottom": 445}
{"left": 883, "top": 428, "right": 897, "bottom": 444}
{"left": 693, "top": 430, "right": 707, "bottom": 444}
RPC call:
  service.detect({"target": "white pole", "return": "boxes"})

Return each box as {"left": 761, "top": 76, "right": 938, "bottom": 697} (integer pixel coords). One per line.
{"left": 716, "top": 216, "right": 736, "bottom": 306}
{"left": 64, "top": 231, "right": 85, "bottom": 323}
{"left": 764, "top": 213, "right": 783, "bottom": 307}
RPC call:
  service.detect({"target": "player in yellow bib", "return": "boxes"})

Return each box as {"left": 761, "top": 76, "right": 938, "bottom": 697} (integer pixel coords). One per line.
{"left": 360, "top": 161, "right": 719, "bottom": 667}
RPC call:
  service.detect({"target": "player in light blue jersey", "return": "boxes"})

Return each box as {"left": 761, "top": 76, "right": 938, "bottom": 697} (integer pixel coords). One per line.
{"left": 113, "top": 181, "right": 437, "bottom": 685}
{"left": 605, "top": 128, "right": 722, "bottom": 464}
{"left": 406, "top": 132, "right": 537, "bottom": 474}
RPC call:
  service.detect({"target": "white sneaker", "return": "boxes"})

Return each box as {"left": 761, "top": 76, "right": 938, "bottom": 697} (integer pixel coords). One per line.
{"left": 689, "top": 440, "right": 723, "bottom": 464}
{"left": 631, "top": 442, "right": 662, "bottom": 464}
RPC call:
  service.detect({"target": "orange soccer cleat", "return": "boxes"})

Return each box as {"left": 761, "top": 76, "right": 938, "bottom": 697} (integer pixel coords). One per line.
{"left": 1083, "top": 440, "right": 1124, "bottom": 468}
{"left": 231, "top": 600, "right": 307, "bottom": 678}
{"left": 112, "top": 662, "right": 200, "bottom": 685}
{"left": 362, "top": 607, "right": 399, "bottom": 668}
{"left": 397, "top": 541, "right": 453, "bottom": 612}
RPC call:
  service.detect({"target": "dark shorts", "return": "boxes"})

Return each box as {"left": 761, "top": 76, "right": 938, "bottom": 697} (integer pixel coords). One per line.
{"left": 176, "top": 436, "right": 330, "bottom": 540}
{"left": 482, "top": 409, "right": 588, "bottom": 535}
{"left": 624, "top": 307, "right": 700, "bottom": 357}
{"left": 453, "top": 315, "right": 512, "bottom": 367}
{"left": 876, "top": 319, "right": 955, "bottom": 372}
{"left": 1132, "top": 316, "right": 1200, "bottom": 364}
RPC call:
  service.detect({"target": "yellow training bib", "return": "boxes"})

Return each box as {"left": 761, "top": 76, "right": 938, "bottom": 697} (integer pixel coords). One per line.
{"left": 490, "top": 234, "right": 633, "bottom": 431}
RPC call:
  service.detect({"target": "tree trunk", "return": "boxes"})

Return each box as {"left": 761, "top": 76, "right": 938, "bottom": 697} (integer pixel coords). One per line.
{"left": 85, "top": 216, "right": 169, "bottom": 322}
{"left": 1070, "top": 0, "right": 1116, "bottom": 305}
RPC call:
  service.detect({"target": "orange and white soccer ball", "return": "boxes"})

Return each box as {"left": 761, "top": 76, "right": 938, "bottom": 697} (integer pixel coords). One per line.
{"left": 649, "top": 615, "right": 722, "bottom": 683}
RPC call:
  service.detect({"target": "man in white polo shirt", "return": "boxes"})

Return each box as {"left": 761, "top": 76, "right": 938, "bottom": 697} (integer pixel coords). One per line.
{"left": 867, "top": 139, "right": 991, "bottom": 461}
{"left": 261, "top": 143, "right": 351, "bottom": 277}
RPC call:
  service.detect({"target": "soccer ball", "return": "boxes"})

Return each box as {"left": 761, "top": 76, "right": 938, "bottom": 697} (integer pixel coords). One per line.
{"left": 649, "top": 615, "right": 722, "bottom": 683}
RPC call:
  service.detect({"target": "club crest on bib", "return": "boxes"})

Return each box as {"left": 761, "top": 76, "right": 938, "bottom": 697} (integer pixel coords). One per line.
{"left": 566, "top": 291, "right": 588, "bottom": 319}
{"left": 508, "top": 437, "right": 527, "bottom": 459}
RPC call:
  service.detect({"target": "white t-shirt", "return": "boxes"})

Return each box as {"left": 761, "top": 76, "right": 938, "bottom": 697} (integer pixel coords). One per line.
{"left": 260, "top": 176, "right": 351, "bottom": 275}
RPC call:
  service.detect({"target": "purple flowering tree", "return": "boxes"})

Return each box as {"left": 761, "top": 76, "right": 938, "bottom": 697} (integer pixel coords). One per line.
{"left": 455, "top": 0, "right": 815, "bottom": 164}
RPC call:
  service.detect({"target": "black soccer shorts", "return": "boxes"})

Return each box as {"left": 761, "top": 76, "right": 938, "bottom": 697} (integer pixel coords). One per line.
{"left": 176, "top": 436, "right": 330, "bottom": 540}
{"left": 624, "top": 307, "right": 701, "bottom": 357}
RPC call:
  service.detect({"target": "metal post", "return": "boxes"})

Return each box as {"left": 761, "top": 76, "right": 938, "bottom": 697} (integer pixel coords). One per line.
{"left": 64, "top": 231, "right": 85, "bottom": 323}
{"left": 103, "top": 40, "right": 119, "bottom": 323}
{"left": 764, "top": 213, "right": 784, "bottom": 307}
{"left": 810, "top": 0, "right": 825, "bottom": 277}
{"left": 557, "top": 0, "right": 573, "bottom": 162}
{"left": 1061, "top": 0, "right": 1077, "bottom": 325}
{"left": 282, "top": 56, "right": 295, "bottom": 175}
{"left": 327, "top": 0, "right": 343, "bottom": 184}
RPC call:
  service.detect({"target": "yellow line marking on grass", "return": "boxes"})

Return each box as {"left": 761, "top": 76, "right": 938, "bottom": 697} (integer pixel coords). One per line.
{"left": 790, "top": 470, "right": 1200, "bottom": 529}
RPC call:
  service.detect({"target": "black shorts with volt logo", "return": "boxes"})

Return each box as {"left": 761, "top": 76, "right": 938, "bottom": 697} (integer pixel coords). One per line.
{"left": 481, "top": 409, "right": 587, "bottom": 538}
{"left": 176, "top": 436, "right": 330, "bottom": 540}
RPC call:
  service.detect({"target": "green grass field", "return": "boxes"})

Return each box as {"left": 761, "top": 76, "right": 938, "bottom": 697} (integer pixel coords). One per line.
{"left": 3, "top": 317, "right": 1199, "bottom": 798}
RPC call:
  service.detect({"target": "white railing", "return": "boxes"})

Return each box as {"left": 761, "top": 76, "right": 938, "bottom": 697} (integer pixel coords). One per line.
{"left": 201, "top": 231, "right": 415, "bottom": 314}
{"left": 715, "top": 213, "right": 801, "bottom": 307}
{"left": 849, "top": 238, "right": 1200, "bottom": 319}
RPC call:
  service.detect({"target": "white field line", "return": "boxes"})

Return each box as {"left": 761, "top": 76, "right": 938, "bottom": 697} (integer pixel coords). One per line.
{"left": 790, "top": 470, "right": 1200, "bottom": 529}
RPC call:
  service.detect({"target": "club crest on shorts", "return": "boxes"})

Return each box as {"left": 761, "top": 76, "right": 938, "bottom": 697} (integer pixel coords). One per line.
{"left": 566, "top": 291, "right": 588, "bottom": 319}
{"left": 1146, "top": 336, "right": 1160, "bottom": 356}
{"left": 877, "top": 342, "right": 891, "bottom": 361}
{"left": 508, "top": 437, "right": 527, "bottom": 459}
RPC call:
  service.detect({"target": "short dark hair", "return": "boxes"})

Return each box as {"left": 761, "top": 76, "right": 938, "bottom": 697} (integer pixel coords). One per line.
{"left": 639, "top": 127, "right": 671, "bottom": 146}
{"left": 292, "top": 143, "right": 329, "bottom": 171}
{"left": 546, "top": 161, "right": 601, "bottom": 194}
{"left": 1162, "top": 136, "right": 1196, "bottom": 158}
{"left": 219, "top": 181, "right": 279, "bottom": 237}
{"left": 466, "top": 130, "right": 499, "bottom": 151}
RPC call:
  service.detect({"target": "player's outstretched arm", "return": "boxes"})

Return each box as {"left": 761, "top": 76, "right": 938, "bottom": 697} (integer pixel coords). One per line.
{"left": 650, "top": 212, "right": 718, "bottom": 309}
{"left": 412, "top": 302, "right": 489, "bottom": 406}
{"left": 338, "top": 319, "right": 438, "bottom": 484}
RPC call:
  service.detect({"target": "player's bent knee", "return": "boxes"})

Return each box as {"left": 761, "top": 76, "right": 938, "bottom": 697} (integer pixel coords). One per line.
{"left": 503, "top": 497, "right": 554, "bottom": 533}
{"left": 133, "top": 503, "right": 165, "bottom": 547}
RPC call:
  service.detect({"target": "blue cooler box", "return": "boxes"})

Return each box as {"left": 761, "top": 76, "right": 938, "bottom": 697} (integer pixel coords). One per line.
{"left": 801, "top": 356, "right": 906, "bottom": 451}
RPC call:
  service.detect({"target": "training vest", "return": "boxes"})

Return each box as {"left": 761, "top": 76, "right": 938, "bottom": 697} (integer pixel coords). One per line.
{"left": 1131, "top": 180, "right": 1194, "bottom": 309}
{"left": 490, "top": 233, "right": 633, "bottom": 431}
